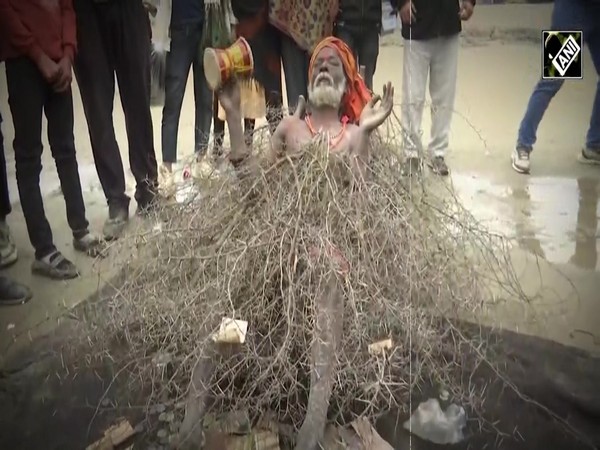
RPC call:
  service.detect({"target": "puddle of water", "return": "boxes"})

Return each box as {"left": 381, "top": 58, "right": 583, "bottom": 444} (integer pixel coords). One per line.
{"left": 451, "top": 173, "right": 600, "bottom": 271}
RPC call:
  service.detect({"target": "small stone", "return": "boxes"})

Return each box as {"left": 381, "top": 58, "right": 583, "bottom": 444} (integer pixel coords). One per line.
{"left": 157, "top": 429, "right": 168, "bottom": 439}
{"left": 101, "top": 398, "right": 111, "bottom": 407}
{"left": 439, "top": 389, "right": 450, "bottom": 401}
{"left": 158, "top": 412, "right": 168, "bottom": 422}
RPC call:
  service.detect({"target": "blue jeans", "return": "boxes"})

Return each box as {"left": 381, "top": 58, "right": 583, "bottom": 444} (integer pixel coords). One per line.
{"left": 161, "top": 22, "right": 213, "bottom": 163}
{"left": 517, "top": 0, "right": 600, "bottom": 151}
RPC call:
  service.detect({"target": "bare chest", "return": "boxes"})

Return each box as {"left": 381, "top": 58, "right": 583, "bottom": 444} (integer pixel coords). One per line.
{"left": 286, "top": 121, "right": 353, "bottom": 157}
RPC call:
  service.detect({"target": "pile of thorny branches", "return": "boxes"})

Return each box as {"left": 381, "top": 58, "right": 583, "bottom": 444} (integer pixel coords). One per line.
{"left": 79, "top": 116, "right": 521, "bottom": 447}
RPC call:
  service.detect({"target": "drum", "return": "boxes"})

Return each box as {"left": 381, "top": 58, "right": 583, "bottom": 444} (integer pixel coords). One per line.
{"left": 203, "top": 37, "right": 254, "bottom": 91}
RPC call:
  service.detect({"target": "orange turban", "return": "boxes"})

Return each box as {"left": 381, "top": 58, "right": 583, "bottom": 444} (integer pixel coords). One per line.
{"left": 309, "top": 37, "right": 372, "bottom": 125}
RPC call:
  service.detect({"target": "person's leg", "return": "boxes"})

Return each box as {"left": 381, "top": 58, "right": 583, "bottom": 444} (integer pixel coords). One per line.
{"left": 72, "top": 0, "right": 129, "bottom": 210}
{"left": 513, "top": 0, "right": 585, "bottom": 172}
{"left": 191, "top": 24, "right": 214, "bottom": 158}
{"left": 0, "top": 113, "right": 17, "bottom": 270}
{"left": 161, "top": 24, "right": 196, "bottom": 169}
{"left": 357, "top": 28, "right": 379, "bottom": 91}
{"left": 280, "top": 32, "right": 309, "bottom": 114}
{"left": 260, "top": 23, "right": 284, "bottom": 133}
{"left": 400, "top": 38, "right": 431, "bottom": 174}
{"left": 5, "top": 58, "right": 56, "bottom": 260}
{"left": 244, "top": 119, "right": 256, "bottom": 149}
{"left": 581, "top": 17, "right": 600, "bottom": 162}
{"left": 111, "top": 0, "right": 158, "bottom": 211}
{"left": 264, "top": 87, "right": 284, "bottom": 135}
{"left": 0, "top": 114, "right": 11, "bottom": 221}
{"left": 427, "top": 34, "right": 459, "bottom": 176}
{"left": 44, "top": 87, "right": 101, "bottom": 256}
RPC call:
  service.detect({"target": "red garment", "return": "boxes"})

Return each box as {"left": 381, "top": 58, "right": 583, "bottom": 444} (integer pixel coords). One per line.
{"left": 309, "top": 36, "right": 372, "bottom": 125}
{"left": 0, "top": 0, "right": 77, "bottom": 63}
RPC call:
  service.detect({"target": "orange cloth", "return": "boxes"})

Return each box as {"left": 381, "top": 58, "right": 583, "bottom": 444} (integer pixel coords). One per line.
{"left": 309, "top": 37, "right": 372, "bottom": 125}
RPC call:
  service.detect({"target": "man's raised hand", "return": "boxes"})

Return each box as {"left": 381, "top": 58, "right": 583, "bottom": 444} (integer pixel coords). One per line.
{"left": 359, "top": 82, "right": 395, "bottom": 132}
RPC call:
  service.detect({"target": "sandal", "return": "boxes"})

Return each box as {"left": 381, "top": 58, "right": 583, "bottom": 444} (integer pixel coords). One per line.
{"left": 31, "top": 251, "right": 79, "bottom": 280}
{"left": 73, "top": 233, "right": 105, "bottom": 258}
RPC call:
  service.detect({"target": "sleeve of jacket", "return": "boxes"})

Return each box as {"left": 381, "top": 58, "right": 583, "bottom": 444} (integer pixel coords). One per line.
{"left": 60, "top": 0, "right": 77, "bottom": 61}
{"left": 0, "top": 0, "right": 45, "bottom": 63}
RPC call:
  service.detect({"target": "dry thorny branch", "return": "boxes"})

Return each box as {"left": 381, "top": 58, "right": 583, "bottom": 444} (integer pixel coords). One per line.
{"left": 73, "top": 105, "right": 528, "bottom": 447}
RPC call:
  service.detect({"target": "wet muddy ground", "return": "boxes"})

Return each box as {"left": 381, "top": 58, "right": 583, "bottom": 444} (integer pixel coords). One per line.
{"left": 1, "top": 313, "right": 599, "bottom": 449}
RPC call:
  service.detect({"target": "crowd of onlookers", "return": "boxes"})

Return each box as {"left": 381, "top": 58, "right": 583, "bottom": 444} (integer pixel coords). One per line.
{"left": 0, "top": 0, "right": 598, "bottom": 306}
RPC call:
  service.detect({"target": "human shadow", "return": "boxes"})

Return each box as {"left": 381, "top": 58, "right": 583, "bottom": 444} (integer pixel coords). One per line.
{"left": 511, "top": 185, "right": 546, "bottom": 260}
{"left": 570, "top": 177, "right": 599, "bottom": 271}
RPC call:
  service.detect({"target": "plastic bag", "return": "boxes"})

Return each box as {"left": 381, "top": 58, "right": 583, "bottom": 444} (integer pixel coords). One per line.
{"left": 403, "top": 398, "right": 467, "bottom": 445}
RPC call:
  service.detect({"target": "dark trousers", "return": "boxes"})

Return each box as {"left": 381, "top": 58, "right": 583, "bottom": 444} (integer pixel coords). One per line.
{"left": 335, "top": 25, "right": 379, "bottom": 90}
{"left": 5, "top": 58, "right": 89, "bottom": 259}
{"left": 0, "top": 113, "right": 11, "bottom": 221}
{"left": 73, "top": 0, "right": 158, "bottom": 208}
{"left": 161, "top": 22, "right": 213, "bottom": 163}
{"left": 280, "top": 32, "right": 309, "bottom": 114}
{"left": 517, "top": 0, "right": 600, "bottom": 150}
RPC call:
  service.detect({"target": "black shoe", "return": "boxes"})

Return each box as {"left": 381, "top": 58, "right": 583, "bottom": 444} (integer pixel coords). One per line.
{"left": 103, "top": 202, "right": 130, "bottom": 240}
{"left": 429, "top": 156, "right": 449, "bottom": 176}
{"left": 136, "top": 195, "right": 158, "bottom": 217}
{"left": 0, "top": 276, "right": 32, "bottom": 306}
{"left": 401, "top": 157, "right": 423, "bottom": 176}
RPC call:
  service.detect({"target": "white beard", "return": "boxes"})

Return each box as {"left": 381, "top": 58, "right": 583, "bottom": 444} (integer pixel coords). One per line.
{"left": 308, "top": 74, "right": 346, "bottom": 109}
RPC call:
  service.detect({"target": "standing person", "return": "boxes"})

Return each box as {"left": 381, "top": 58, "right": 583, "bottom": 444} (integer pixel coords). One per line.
{"left": 0, "top": 111, "right": 32, "bottom": 305}
{"left": 334, "top": 0, "right": 381, "bottom": 91}
{"left": 72, "top": 0, "right": 159, "bottom": 240}
{"left": 392, "top": 0, "right": 475, "bottom": 176}
{"left": 160, "top": 0, "right": 214, "bottom": 187}
{"left": 269, "top": 0, "right": 338, "bottom": 113}
{"left": 511, "top": 0, "right": 600, "bottom": 174}
{"left": 0, "top": 0, "right": 102, "bottom": 280}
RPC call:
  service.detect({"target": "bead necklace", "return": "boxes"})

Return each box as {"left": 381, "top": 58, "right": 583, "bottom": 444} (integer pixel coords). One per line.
{"left": 304, "top": 115, "right": 348, "bottom": 151}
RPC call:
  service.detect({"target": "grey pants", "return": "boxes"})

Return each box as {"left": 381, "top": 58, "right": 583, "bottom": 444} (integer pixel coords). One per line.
{"left": 401, "top": 34, "right": 459, "bottom": 158}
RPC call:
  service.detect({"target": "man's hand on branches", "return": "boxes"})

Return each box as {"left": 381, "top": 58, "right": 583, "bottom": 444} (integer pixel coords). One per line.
{"left": 359, "top": 82, "right": 395, "bottom": 132}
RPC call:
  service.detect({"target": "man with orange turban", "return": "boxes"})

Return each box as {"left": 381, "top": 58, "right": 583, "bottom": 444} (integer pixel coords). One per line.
{"left": 177, "top": 37, "right": 395, "bottom": 450}
{"left": 220, "top": 36, "right": 394, "bottom": 176}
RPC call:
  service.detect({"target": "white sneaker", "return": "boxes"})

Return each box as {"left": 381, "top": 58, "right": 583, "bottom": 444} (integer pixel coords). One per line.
{"left": 511, "top": 147, "right": 530, "bottom": 174}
